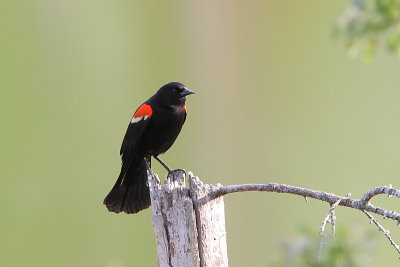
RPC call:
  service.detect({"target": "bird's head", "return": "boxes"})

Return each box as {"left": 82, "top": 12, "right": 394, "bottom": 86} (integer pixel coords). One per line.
{"left": 152, "top": 82, "right": 195, "bottom": 106}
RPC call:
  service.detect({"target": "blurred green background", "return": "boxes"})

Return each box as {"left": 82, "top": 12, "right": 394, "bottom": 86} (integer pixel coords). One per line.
{"left": 2, "top": 1, "right": 400, "bottom": 266}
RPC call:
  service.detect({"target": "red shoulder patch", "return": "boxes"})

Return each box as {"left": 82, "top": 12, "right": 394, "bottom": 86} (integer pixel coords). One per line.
{"left": 131, "top": 104, "right": 153, "bottom": 123}
{"left": 184, "top": 104, "right": 188, "bottom": 113}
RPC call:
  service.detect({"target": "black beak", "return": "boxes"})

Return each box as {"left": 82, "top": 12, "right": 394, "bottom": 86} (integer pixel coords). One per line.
{"left": 181, "top": 87, "right": 195, "bottom": 97}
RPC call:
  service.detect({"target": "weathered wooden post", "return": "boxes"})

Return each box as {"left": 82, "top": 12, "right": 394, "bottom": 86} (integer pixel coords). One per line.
{"left": 149, "top": 171, "right": 228, "bottom": 267}
{"left": 189, "top": 174, "right": 228, "bottom": 267}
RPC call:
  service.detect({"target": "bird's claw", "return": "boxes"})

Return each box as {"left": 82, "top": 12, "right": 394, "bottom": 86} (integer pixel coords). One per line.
{"left": 167, "top": 169, "right": 186, "bottom": 185}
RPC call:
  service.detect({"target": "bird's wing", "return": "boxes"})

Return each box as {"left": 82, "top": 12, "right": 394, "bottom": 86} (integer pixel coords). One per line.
{"left": 119, "top": 103, "right": 153, "bottom": 172}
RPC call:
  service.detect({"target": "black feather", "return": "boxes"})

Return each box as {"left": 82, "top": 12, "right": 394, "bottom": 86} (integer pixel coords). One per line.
{"left": 103, "top": 157, "right": 150, "bottom": 214}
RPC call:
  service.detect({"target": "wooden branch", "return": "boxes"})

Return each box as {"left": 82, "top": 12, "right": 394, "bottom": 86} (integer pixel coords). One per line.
{"left": 320, "top": 199, "right": 341, "bottom": 236}
{"left": 213, "top": 183, "right": 400, "bottom": 223}
{"left": 360, "top": 184, "right": 400, "bottom": 204}
{"left": 363, "top": 210, "right": 400, "bottom": 256}
{"left": 212, "top": 181, "right": 400, "bottom": 258}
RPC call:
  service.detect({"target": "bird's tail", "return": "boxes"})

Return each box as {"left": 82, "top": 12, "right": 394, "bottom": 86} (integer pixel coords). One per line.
{"left": 103, "top": 157, "right": 151, "bottom": 214}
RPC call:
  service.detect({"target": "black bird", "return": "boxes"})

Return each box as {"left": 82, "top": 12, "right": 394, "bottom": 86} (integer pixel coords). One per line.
{"left": 104, "top": 82, "right": 195, "bottom": 214}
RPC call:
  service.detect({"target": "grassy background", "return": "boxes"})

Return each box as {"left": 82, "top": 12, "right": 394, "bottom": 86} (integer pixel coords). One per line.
{"left": 1, "top": 1, "right": 400, "bottom": 266}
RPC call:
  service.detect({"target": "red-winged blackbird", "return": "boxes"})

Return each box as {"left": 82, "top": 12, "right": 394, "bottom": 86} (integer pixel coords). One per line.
{"left": 104, "top": 82, "right": 195, "bottom": 214}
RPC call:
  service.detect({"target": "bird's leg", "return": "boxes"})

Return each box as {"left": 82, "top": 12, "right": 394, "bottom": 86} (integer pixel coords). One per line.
{"left": 154, "top": 155, "right": 172, "bottom": 173}
{"left": 153, "top": 156, "right": 186, "bottom": 182}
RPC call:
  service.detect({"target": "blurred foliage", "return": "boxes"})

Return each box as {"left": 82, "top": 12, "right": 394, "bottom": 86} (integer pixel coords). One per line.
{"left": 267, "top": 227, "right": 374, "bottom": 267}
{"left": 335, "top": 0, "right": 400, "bottom": 62}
